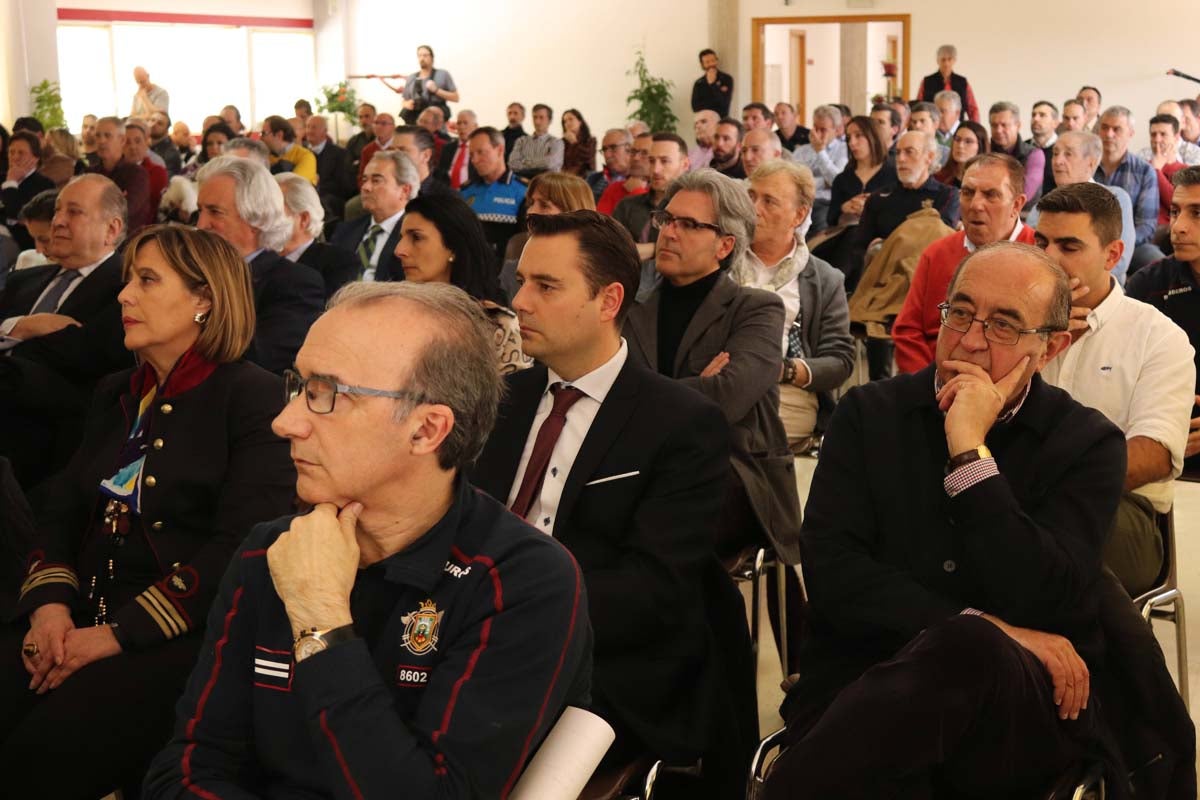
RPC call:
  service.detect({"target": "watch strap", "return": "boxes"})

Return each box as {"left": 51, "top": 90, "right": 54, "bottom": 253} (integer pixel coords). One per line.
{"left": 945, "top": 444, "right": 992, "bottom": 475}
{"left": 295, "top": 623, "right": 356, "bottom": 650}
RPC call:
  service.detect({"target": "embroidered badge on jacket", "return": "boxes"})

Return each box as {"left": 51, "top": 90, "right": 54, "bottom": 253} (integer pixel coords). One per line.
{"left": 401, "top": 599, "right": 444, "bottom": 655}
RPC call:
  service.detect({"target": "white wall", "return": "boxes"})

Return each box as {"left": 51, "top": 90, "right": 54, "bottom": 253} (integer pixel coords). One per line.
{"left": 865, "top": 21, "right": 903, "bottom": 107}
{"left": 762, "top": 24, "right": 842, "bottom": 123}
{"left": 3, "top": 0, "right": 60, "bottom": 123}
{"left": 737, "top": 0, "right": 1200, "bottom": 151}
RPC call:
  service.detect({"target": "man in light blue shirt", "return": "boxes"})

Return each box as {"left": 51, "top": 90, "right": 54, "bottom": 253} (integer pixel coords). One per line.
{"left": 791, "top": 105, "right": 848, "bottom": 236}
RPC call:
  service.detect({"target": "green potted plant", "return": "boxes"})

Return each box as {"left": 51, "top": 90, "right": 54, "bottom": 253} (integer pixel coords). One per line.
{"left": 30, "top": 80, "right": 65, "bottom": 131}
{"left": 626, "top": 49, "right": 677, "bottom": 134}
{"left": 315, "top": 81, "right": 360, "bottom": 144}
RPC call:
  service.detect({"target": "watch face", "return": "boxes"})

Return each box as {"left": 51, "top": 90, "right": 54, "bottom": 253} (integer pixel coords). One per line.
{"left": 295, "top": 636, "right": 327, "bottom": 662}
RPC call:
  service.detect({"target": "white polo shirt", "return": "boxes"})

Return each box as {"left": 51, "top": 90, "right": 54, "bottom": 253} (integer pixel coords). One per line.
{"left": 1040, "top": 279, "right": 1195, "bottom": 512}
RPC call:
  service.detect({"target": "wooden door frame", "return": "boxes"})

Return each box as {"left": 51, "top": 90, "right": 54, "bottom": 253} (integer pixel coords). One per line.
{"left": 790, "top": 30, "right": 806, "bottom": 121}
{"left": 751, "top": 14, "right": 912, "bottom": 104}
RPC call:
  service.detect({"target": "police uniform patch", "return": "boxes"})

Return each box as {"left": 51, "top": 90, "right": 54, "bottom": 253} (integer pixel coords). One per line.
{"left": 400, "top": 599, "right": 444, "bottom": 656}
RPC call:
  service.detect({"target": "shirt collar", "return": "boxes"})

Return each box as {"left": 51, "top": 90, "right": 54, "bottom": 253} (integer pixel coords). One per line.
{"left": 372, "top": 475, "right": 473, "bottom": 591}
{"left": 243, "top": 248, "right": 265, "bottom": 263}
{"left": 284, "top": 238, "right": 315, "bottom": 262}
{"left": 963, "top": 220, "right": 1024, "bottom": 253}
{"left": 545, "top": 339, "right": 628, "bottom": 405}
{"left": 1081, "top": 276, "right": 1123, "bottom": 334}
{"left": 309, "top": 139, "right": 327, "bottom": 155}
{"left": 373, "top": 209, "right": 406, "bottom": 233}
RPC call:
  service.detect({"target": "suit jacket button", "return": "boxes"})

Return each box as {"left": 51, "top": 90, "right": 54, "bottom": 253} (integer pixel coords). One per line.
{"left": 145, "top": 475, "right": 157, "bottom": 487}
{"left": 153, "top": 521, "right": 165, "bottom": 531}
{"left": 152, "top": 438, "right": 164, "bottom": 450}
{"left": 160, "top": 403, "right": 173, "bottom": 415}
{"left": 943, "top": 559, "right": 957, "bottom": 573}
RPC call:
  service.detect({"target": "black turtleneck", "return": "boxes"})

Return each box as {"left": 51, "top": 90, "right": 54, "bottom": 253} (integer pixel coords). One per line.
{"left": 657, "top": 269, "right": 723, "bottom": 375}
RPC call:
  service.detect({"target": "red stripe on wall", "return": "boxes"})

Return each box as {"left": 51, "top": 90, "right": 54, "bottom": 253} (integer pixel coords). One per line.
{"left": 57, "top": 8, "right": 313, "bottom": 28}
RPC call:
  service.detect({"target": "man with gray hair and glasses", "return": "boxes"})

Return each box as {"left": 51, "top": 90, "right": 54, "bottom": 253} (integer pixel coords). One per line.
{"left": 586, "top": 128, "right": 633, "bottom": 201}
{"left": 145, "top": 281, "right": 592, "bottom": 799}
{"left": 764, "top": 242, "right": 1134, "bottom": 798}
{"left": 791, "top": 105, "right": 848, "bottom": 235}
{"left": 197, "top": 155, "right": 324, "bottom": 374}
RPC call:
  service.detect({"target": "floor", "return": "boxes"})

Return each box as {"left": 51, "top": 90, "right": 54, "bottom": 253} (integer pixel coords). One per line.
{"left": 750, "top": 456, "right": 1200, "bottom": 742}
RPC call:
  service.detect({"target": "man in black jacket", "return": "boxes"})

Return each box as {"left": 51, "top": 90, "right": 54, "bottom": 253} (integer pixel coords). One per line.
{"left": 328, "top": 150, "right": 416, "bottom": 283}
{"left": 304, "top": 114, "right": 352, "bottom": 220}
{"left": 2, "top": 131, "right": 56, "bottom": 250}
{"left": 763, "top": 242, "right": 1132, "bottom": 798}
{"left": 691, "top": 49, "right": 733, "bottom": 118}
{"left": 276, "top": 173, "right": 358, "bottom": 300}
{"left": 196, "top": 156, "right": 323, "bottom": 374}
{"left": 472, "top": 211, "right": 755, "bottom": 798}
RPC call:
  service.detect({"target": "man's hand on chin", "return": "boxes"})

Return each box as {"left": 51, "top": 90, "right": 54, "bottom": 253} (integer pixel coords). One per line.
{"left": 937, "top": 356, "right": 1029, "bottom": 455}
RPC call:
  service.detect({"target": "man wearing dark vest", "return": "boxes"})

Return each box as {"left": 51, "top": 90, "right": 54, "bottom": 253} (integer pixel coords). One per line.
{"left": 916, "top": 44, "right": 979, "bottom": 123}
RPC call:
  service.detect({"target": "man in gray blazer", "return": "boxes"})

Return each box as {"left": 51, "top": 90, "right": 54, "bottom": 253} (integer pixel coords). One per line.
{"left": 624, "top": 168, "right": 803, "bottom": 571}
{"left": 738, "top": 160, "right": 854, "bottom": 451}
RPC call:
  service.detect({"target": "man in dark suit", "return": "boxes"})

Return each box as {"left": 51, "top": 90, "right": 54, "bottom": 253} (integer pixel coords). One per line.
{"left": 762, "top": 243, "right": 1134, "bottom": 798}
{"left": 304, "top": 114, "right": 352, "bottom": 221}
{"left": 196, "top": 156, "right": 323, "bottom": 374}
{"left": 624, "top": 169, "right": 802, "bottom": 567}
{"left": 276, "top": 173, "right": 358, "bottom": 301}
{"left": 472, "top": 211, "right": 755, "bottom": 798}
{"left": 435, "top": 109, "right": 478, "bottom": 190}
{"left": 329, "top": 150, "right": 415, "bottom": 283}
{"left": 0, "top": 174, "right": 133, "bottom": 484}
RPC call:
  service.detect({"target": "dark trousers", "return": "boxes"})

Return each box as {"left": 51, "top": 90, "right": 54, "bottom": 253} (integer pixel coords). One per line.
{"left": 764, "top": 616, "right": 1096, "bottom": 799}
{"left": 0, "top": 624, "right": 203, "bottom": 799}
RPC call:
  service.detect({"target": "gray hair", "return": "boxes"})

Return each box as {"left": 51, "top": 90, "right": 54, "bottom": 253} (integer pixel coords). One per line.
{"left": 812, "top": 104, "right": 843, "bottom": 128}
{"left": 327, "top": 281, "right": 503, "bottom": 471}
{"left": 937, "top": 44, "right": 957, "bottom": 59}
{"left": 275, "top": 173, "right": 325, "bottom": 239}
{"left": 196, "top": 155, "right": 292, "bottom": 251}
{"left": 933, "top": 90, "right": 961, "bottom": 111}
{"left": 1101, "top": 105, "right": 1134, "bottom": 128}
{"left": 948, "top": 241, "right": 1070, "bottom": 333}
{"left": 749, "top": 159, "right": 816, "bottom": 209}
{"left": 96, "top": 116, "right": 125, "bottom": 134}
{"left": 989, "top": 101, "right": 1021, "bottom": 120}
{"left": 662, "top": 168, "right": 756, "bottom": 269}
{"left": 223, "top": 137, "right": 271, "bottom": 167}
{"left": 457, "top": 109, "right": 478, "bottom": 124}
{"left": 368, "top": 150, "right": 421, "bottom": 197}
{"left": 900, "top": 129, "right": 938, "bottom": 157}
{"left": 912, "top": 101, "right": 940, "bottom": 122}
{"left": 604, "top": 127, "right": 633, "bottom": 145}
{"left": 65, "top": 173, "right": 129, "bottom": 245}
{"left": 1058, "top": 130, "right": 1102, "bottom": 163}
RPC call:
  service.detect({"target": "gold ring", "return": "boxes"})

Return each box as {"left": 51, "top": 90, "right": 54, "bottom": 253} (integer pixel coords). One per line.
{"left": 22, "top": 642, "right": 39, "bottom": 658}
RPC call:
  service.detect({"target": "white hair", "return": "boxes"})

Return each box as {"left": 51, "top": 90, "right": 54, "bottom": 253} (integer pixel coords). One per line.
{"left": 222, "top": 137, "right": 271, "bottom": 167}
{"left": 159, "top": 175, "right": 198, "bottom": 219}
{"left": 196, "top": 155, "right": 292, "bottom": 251}
{"left": 275, "top": 173, "right": 325, "bottom": 239}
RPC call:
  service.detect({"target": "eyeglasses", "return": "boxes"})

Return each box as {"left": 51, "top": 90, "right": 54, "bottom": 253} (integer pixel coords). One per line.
{"left": 650, "top": 210, "right": 724, "bottom": 235}
{"left": 284, "top": 369, "right": 425, "bottom": 415}
{"left": 937, "top": 302, "right": 1060, "bottom": 346}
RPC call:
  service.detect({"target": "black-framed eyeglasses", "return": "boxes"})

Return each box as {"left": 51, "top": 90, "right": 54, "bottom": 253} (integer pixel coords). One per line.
{"left": 937, "top": 302, "right": 1060, "bottom": 346}
{"left": 650, "top": 210, "right": 725, "bottom": 235}
{"left": 284, "top": 369, "right": 426, "bottom": 415}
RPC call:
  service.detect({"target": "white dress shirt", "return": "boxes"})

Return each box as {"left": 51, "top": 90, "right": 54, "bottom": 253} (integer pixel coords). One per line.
{"left": 0, "top": 254, "right": 111, "bottom": 339}
{"left": 791, "top": 138, "right": 848, "bottom": 201}
{"left": 506, "top": 340, "right": 629, "bottom": 534}
{"left": 363, "top": 209, "right": 404, "bottom": 279}
{"left": 1039, "top": 279, "right": 1195, "bottom": 512}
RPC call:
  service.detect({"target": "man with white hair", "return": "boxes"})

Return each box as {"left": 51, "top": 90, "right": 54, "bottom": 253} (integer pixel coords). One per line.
{"left": 434, "top": 108, "right": 478, "bottom": 190}
{"left": 223, "top": 137, "right": 272, "bottom": 168}
{"left": 792, "top": 105, "right": 848, "bottom": 235}
{"left": 330, "top": 150, "right": 419, "bottom": 282}
{"left": 276, "top": 174, "right": 358, "bottom": 300}
{"left": 196, "top": 156, "right": 324, "bottom": 374}
{"left": 1094, "top": 105, "right": 1164, "bottom": 271}
{"left": 933, "top": 90, "right": 962, "bottom": 148}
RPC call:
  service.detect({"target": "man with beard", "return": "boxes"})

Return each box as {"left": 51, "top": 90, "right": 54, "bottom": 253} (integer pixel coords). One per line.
{"left": 614, "top": 133, "right": 690, "bottom": 262}
{"left": 711, "top": 118, "right": 745, "bottom": 179}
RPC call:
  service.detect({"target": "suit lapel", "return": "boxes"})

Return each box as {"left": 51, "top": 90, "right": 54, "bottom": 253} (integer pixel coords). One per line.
{"left": 475, "top": 366, "right": 548, "bottom": 502}
{"left": 555, "top": 359, "right": 642, "bottom": 540}
{"left": 377, "top": 224, "right": 405, "bottom": 282}
{"left": 58, "top": 253, "right": 121, "bottom": 319}
{"left": 673, "top": 273, "right": 735, "bottom": 376}
{"left": 624, "top": 293, "right": 660, "bottom": 371}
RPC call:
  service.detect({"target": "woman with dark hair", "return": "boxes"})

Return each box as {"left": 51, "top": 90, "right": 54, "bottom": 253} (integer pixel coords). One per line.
{"left": 182, "top": 121, "right": 236, "bottom": 178}
{"left": 0, "top": 225, "right": 295, "bottom": 797}
{"left": 561, "top": 108, "right": 596, "bottom": 177}
{"left": 827, "top": 115, "right": 897, "bottom": 226}
{"left": 394, "top": 193, "right": 532, "bottom": 373}
{"left": 933, "top": 120, "right": 988, "bottom": 188}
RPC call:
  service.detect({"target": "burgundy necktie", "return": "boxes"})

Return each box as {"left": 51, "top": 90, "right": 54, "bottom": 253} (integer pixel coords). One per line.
{"left": 510, "top": 383, "right": 587, "bottom": 520}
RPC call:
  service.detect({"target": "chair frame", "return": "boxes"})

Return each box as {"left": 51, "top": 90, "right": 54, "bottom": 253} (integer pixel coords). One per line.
{"left": 730, "top": 546, "right": 790, "bottom": 678}
{"left": 1132, "top": 508, "right": 1189, "bottom": 711}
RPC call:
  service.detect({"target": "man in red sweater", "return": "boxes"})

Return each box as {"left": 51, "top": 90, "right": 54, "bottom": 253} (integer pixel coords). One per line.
{"left": 893, "top": 153, "right": 1035, "bottom": 372}
{"left": 123, "top": 119, "right": 168, "bottom": 218}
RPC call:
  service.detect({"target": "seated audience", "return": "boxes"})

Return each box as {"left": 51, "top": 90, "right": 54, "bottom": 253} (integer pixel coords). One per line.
{"left": 509, "top": 103, "right": 564, "bottom": 178}
{"left": 501, "top": 171, "right": 596, "bottom": 299}
{"left": 330, "top": 150, "right": 417, "bottom": 282}
{"left": 1179, "top": 99, "right": 1200, "bottom": 145}
{"left": 147, "top": 111, "right": 181, "bottom": 176}
{"left": 1142, "top": 113, "right": 1189, "bottom": 227}
{"left": 460, "top": 126, "right": 527, "bottom": 264}
{"left": 740, "top": 128, "right": 782, "bottom": 177}
{"left": 791, "top": 106, "right": 848, "bottom": 236}
{"left": 196, "top": 156, "right": 324, "bottom": 374}
{"left": 773, "top": 101, "right": 810, "bottom": 152}
{"left": 1026, "top": 130, "right": 1134, "bottom": 284}
{"left": 907, "top": 102, "right": 949, "bottom": 170}
{"left": 0, "top": 225, "right": 294, "bottom": 798}
{"left": 989, "top": 101, "right": 1045, "bottom": 199}
{"left": 219, "top": 104, "right": 245, "bottom": 136}
{"left": 223, "top": 137, "right": 272, "bottom": 169}
{"left": 1035, "top": 183, "right": 1194, "bottom": 596}
{"left": 742, "top": 102, "right": 774, "bottom": 132}
{"left": 434, "top": 109, "right": 478, "bottom": 190}
{"left": 169, "top": 120, "right": 195, "bottom": 166}
{"left": 596, "top": 131, "right": 651, "bottom": 215}
{"left": 586, "top": 128, "right": 631, "bottom": 201}
{"left": 502, "top": 101, "right": 527, "bottom": 157}
{"left": 344, "top": 102, "right": 376, "bottom": 179}
{"left": 276, "top": 173, "right": 357, "bottom": 300}
{"left": 395, "top": 192, "right": 531, "bottom": 373}
{"left": 305, "top": 114, "right": 352, "bottom": 219}
{"left": 12, "top": 188, "right": 56, "bottom": 272}
{"left": 560, "top": 108, "right": 596, "bottom": 177}
{"left": 613, "top": 133, "right": 690, "bottom": 261}
{"left": 739, "top": 160, "right": 853, "bottom": 450}
{"left": 40, "top": 128, "right": 86, "bottom": 188}
{"left": 1125, "top": 166, "right": 1200, "bottom": 476}
{"left": 123, "top": 119, "right": 168, "bottom": 214}
{"left": 1094, "top": 105, "right": 1164, "bottom": 271}
{"left": 1060, "top": 97, "right": 1088, "bottom": 132}
{"left": 3, "top": 131, "right": 56, "bottom": 250}
{"left": 1078, "top": 85, "right": 1104, "bottom": 132}
{"left": 80, "top": 114, "right": 97, "bottom": 160}
{"left": 355, "top": 112, "right": 397, "bottom": 187}
{"left": 0, "top": 175, "right": 133, "bottom": 485}
{"left": 261, "top": 115, "right": 317, "bottom": 185}
{"left": 690, "top": 110, "right": 718, "bottom": 170}
{"left": 182, "top": 121, "right": 234, "bottom": 178}
{"left": 392, "top": 125, "right": 445, "bottom": 196}
{"left": 87, "top": 117, "right": 152, "bottom": 232}
{"left": 415, "top": 107, "right": 449, "bottom": 164}
{"left": 894, "top": 153, "right": 1035, "bottom": 373}
{"left": 932, "top": 119, "right": 987, "bottom": 188}
{"left": 762, "top": 242, "right": 1135, "bottom": 799}
{"left": 933, "top": 89, "right": 962, "bottom": 147}
{"left": 144, "top": 281, "right": 591, "bottom": 799}
{"left": 711, "top": 117, "right": 746, "bottom": 179}
{"left": 1143, "top": 103, "right": 1200, "bottom": 167}
{"left": 1027, "top": 100, "right": 1059, "bottom": 194}
{"left": 474, "top": 211, "right": 755, "bottom": 797}
{"left": 869, "top": 104, "right": 902, "bottom": 152}
{"left": 826, "top": 115, "right": 896, "bottom": 227}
